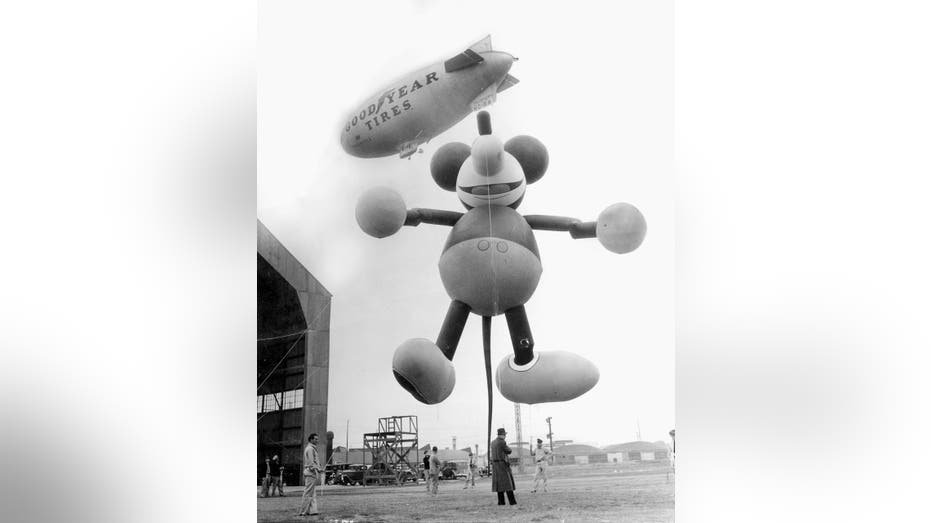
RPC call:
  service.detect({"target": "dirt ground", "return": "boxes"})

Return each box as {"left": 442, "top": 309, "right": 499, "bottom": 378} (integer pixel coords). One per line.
{"left": 257, "top": 462, "right": 674, "bottom": 523}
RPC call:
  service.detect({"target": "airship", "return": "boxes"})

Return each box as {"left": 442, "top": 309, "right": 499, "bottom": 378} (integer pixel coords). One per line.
{"left": 339, "top": 35, "right": 519, "bottom": 160}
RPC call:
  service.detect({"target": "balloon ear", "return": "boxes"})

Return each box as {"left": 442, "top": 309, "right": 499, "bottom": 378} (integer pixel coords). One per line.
{"left": 430, "top": 142, "right": 471, "bottom": 191}
{"left": 504, "top": 136, "right": 548, "bottom": 184}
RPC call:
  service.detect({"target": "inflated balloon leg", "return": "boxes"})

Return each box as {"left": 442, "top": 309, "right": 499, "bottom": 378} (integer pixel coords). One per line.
{"left": 505, "top": 305, "right": 535, "bottom": 365}
{"left": 437, "top": 300, "right": 471, "bottom": 361}
{"left": 483, "top": 315, "right": 493, "bottom": 466}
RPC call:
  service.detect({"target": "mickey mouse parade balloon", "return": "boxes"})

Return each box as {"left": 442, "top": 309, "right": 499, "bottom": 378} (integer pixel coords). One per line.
{"left": 356, "top": 111, "right": 646, "bottom": 406}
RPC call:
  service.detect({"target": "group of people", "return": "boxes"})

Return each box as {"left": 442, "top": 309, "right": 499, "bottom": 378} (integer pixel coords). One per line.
{"left": 257, "top": 433, "right": 323, "bottom": 518}
{"left": 422, "top": 428, "right": 554, "bottom": 506}
{"left": 421, "top": 444, "right": 480, "bottom": 495}
{"left": 422, "top": 446, "right": 442, "bottom": 495}
{"left": 290, "top": 428, "right": 556, "bottom": 518}
{"left": 256, "top": 433, "right": 323, "bottom": 517}
{"left": 490, "top": 429, "right": 553, "bottom": 505}
{"left": 259, "top": 455, "right": 285, "bottom": 497}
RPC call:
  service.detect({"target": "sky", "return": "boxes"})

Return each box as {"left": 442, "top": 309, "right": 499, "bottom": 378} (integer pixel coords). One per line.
{"left": 258, "top": 0, "right": 673, "bottom": 451}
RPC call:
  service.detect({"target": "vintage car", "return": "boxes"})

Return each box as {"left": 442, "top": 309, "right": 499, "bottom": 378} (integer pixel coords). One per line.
{"left": 324, "top": 464, "right": 366, "bottom": 486}
{"left": 440, "top": 462, "right": 467, "bottom": 480}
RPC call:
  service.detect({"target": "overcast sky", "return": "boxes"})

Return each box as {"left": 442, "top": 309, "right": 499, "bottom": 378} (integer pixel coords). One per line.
{"left": 258, "top": 0, "right": 673, "bottom": 451}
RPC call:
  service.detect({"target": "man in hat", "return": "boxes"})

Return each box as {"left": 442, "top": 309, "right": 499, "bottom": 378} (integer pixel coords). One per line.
{"left": 298, "top": 433, "right": 323, "bottom": 517}
{"left": 490, "top": 428, "right": 516, "bottom": 505}
{"left": 269, "top": 455, "right": 284, "bottom": 497}
{"left": 530, "top": 438, "right": 552, "bottom": 493}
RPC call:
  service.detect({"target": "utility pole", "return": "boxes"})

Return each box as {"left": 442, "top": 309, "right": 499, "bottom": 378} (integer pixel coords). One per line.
{"left": 514, "top": 403, "right": 524, "bottom": 474}
{"left": 545, "top": 416, "right": 554, "bottom": 452}
{"left": 346, "top": 419, "right": 349, "bottom": 464}
{"left": 636, "top": 420, "right": 641, "bottom": 441}
{"left": 452, "top": 436, "right": 457, "bottom": 450}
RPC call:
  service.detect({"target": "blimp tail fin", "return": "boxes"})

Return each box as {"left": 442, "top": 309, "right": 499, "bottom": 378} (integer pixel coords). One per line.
{"left": 445, "top": 35, "right": 494, "bottom": 73}
{"left": 468, "top": 35, "right": 493, "bottom": 54}
{"left": 445, "top": 49, "right": 484, "bottom": 73}
{"left": 496, "top": 74, "right": 519, "bottom": 93}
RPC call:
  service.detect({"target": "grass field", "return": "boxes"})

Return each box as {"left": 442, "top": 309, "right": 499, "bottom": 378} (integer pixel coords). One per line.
{"left": 257, "top": 462, "right": 674, "bottom": 523}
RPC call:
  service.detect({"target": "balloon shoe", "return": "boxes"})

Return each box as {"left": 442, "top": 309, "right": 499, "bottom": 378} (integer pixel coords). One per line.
{"left": 495, "top": 350, "right": 599, "bottom": 404}
{"left": 392, "top": 338, "right": 456, "bottom": 404}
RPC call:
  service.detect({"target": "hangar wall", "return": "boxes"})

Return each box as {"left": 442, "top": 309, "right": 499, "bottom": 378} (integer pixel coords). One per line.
{"left": 257, "top": 220, "right": 331, "bottom": 486}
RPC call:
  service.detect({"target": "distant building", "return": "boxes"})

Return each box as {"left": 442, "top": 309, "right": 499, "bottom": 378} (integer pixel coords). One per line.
{"left": 331, "top": 446, "right": 369, "bottom": 465}
{"left": 435, "top": 448, "right": 471, "bottom": 467}
{"left": 602, "top": 441, "right": 670, "bottom": 462}
{"left": 552, "top": 444, "right": 606, "bottom": 465}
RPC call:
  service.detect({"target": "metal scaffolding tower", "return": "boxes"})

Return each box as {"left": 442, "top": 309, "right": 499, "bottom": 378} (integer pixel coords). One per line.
{"left": 361, "top": 415, "right": 419, "bottom": 486}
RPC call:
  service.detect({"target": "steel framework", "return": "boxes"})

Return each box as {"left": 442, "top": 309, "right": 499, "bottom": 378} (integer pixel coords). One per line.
{"left": 361, "top": 415, "right": 419, "bottom": 486}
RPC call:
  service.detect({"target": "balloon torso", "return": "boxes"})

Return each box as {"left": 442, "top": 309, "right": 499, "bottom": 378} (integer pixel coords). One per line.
{"left": 439, "top": 206, "right": 542, "bottom": 316}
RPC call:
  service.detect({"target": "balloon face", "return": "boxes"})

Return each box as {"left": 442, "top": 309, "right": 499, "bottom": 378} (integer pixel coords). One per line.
{"left": 456, "top": 136, "right": 526, "bottom": 209}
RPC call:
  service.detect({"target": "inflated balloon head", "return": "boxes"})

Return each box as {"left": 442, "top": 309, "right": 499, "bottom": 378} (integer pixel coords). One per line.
{"left": 449, "top": 112, "right": 530, "bottom": 209}
{"left": 470, "top": 134, "right": 505, "bottom": 176}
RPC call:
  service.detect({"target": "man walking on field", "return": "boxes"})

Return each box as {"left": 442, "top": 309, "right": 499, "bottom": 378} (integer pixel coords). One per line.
{"left": 530, "top": 438, "right": 552, "bottom": 493}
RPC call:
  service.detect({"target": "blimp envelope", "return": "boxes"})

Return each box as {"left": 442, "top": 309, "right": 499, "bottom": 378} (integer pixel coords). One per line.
{"left": 339, "top": 35, "right": 519, "bottom": 160}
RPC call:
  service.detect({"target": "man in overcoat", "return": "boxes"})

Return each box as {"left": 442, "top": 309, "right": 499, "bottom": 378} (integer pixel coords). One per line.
{"left": 490, "top": 427, "right": 517, "bottom": 505}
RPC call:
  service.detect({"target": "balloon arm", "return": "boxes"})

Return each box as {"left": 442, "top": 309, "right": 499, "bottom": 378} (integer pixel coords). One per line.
{"left": 404, "top": 208, "right": 463, "bottom": 227}
{"left": 524, "top": 215, "right": 597, "bottom": 239}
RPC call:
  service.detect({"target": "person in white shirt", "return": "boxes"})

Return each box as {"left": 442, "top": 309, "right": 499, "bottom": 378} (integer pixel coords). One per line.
{"left": 530, "top": 439, "right": 552, "bottom": 493}
{"left": 462, "top": 448, "right": 476, "bottom": 489}
{"left": 299, "top": 433, "right": 323, "bottom": 517}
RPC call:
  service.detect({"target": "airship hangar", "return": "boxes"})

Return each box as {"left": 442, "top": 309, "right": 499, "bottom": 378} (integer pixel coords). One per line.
{"left": 257, "top": 220, "right": 330, "bottom": 486}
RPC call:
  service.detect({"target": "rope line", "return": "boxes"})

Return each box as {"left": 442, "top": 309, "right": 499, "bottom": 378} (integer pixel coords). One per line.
{"left": 257, "top": 329, "right": 315, "bottom": 343}
{"left": 256, "top": 332, "right": 305, "bottom": 392}
{"left": 483, "top": 315, "right": 493, "bottom": 469}
{"left": 256, "top": 302, "right": 331, "bottom": 392}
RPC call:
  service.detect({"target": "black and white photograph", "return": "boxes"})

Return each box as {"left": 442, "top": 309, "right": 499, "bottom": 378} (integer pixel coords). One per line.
{"left": 258, "top": 1, "right": 673, "bottom": 521}
{"left": 3, "top": 1, "right": 930, "bottom": 523}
